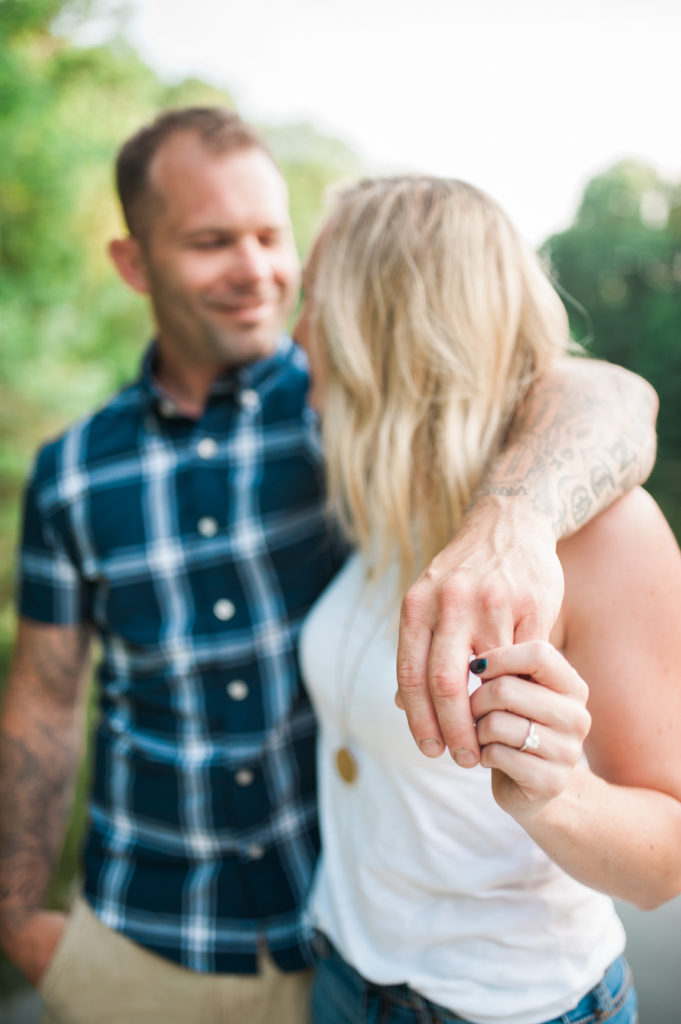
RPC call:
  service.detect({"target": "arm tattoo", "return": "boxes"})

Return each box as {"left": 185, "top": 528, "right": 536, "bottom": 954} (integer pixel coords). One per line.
{"left": 477, "top": 359, "right": 657, "bottom": 538}
{"left": 0, "top": 625, "right": 90, "bottom": 938}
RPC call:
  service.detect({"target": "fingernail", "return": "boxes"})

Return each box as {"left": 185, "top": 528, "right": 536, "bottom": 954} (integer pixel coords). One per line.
{"left": 451, "top": 748, "right": 477, "bottom": 768}
{"left": 469, "top": 658, "right": 487, "bottom": 675}
{"left": 419, "top": 738, "right": 445, "bottom": 757}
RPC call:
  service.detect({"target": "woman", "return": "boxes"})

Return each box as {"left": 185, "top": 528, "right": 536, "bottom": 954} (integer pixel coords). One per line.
{"left": 295, "top": 176, "right": 681, "bottom": 1024}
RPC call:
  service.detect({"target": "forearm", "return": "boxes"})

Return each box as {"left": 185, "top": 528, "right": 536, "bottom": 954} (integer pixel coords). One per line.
{"left": 478, "top": 358, "right": 658, "bottom": 538}
{"left": 0, "top": 621, "right": 90, "bottom": 954}
{"left": 0, "top": 702, "right": 84, "bottom": 945}
{"left": 523, "top": 764, "right": 681, "bottom": 910}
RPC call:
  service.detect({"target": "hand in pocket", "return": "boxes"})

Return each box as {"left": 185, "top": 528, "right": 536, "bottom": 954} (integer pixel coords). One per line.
{"left": 8, "top": 910, "right": 69, "bottom": 988}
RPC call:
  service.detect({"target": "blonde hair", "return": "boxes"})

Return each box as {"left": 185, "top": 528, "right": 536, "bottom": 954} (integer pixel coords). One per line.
{"left": 307, "top": 176, "right": 569, "bottom": 601}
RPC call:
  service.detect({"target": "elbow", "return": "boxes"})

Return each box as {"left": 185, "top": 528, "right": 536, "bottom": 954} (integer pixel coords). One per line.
{"left": 632, "top": 869, "right": 681, "bottom": 912}
{"left": 621, "top": 368, "right": 659, "bottom": 485}
{"left": 610, "top": 361, "right": 659, "bottom": 419}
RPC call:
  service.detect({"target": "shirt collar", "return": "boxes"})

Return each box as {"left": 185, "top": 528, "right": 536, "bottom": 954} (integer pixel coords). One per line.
{"left": 138, "top": 336, "right": 294, "bottom": 419}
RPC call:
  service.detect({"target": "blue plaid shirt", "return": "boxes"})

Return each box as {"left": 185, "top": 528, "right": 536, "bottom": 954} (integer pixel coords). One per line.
{"left": 18, "top": 337, "right": 345, "bottom": 973}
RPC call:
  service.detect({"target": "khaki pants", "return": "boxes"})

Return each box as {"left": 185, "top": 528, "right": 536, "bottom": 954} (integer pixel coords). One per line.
{"left": 39, "top": 897, "right": 312, "bottom": 1023}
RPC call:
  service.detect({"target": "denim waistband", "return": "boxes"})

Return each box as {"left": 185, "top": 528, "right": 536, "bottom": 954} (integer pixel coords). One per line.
{"left": 311, "top": 931, "right": 638, "bottom": 1024}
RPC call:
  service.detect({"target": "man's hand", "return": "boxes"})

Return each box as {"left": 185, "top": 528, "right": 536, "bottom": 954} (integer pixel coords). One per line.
{"left": 396, "top": 497, "right": 563, "bottom": 767}
{"left": 3, "top": 910, "right": 68, "bottom": 987}
{"left": 395, "top": 358, "right": 657, "bottom": 767}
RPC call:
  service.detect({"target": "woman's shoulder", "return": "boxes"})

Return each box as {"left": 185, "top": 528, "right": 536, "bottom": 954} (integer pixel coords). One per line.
{"left": 555, "top": 486, "right": 681, "bottom": 652}
{"left": 559, "top": 486, "right": 678, "bottom": 581}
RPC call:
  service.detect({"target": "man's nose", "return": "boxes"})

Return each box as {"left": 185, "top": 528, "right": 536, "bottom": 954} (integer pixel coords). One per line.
{"left": 229, "top": 238, "right": 269, "bottom": 286}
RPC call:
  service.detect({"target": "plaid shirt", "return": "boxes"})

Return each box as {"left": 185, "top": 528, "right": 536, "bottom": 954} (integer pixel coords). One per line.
{"left": 18, "top": 337, "right": 345, "bottom": 973}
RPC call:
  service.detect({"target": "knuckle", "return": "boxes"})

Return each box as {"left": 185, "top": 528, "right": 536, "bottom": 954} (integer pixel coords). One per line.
{"left": 576, "top": 677, "right": 590, "bottom": 704}
{"left": 565, "top": 738, "right": 585, "bottom": 764}
{"left": 438, "top": 577, "right": 469, "bottom": 608}
{"left": 516, "top": 592, "right": 540, "bottom": 617}
{"left": 528, "top": 639, "right": 552, "bottom": 664}
{"left": 514, "top": 606, "right": 541, "bottom": 637}
{"left": 400, "top": 583, "right": 430, "bottom": 623}
{"left": 544, "top": 770, "right": 566, "bottom": 800}
{"left": 395, "top": 658, "right": 422, "bottom": 693}
{"left": 490, "top": 676, "right": 514, "bottom": 706}
{"left": 480, "top": 588, "right": 511, "bottom": 617}
{"left": 563, "top": 702, "right": 591, "bottom": 741}
{"left": 428, "top": 669, "right": 458, "bottom": 699}
{"left": 578, "top": 706, "right": 592, "bottom": 738}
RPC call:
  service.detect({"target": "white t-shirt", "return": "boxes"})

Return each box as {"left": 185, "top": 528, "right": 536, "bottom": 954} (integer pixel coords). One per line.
{"left": 300, "top": 552, "right": 625, "bottom": 1024}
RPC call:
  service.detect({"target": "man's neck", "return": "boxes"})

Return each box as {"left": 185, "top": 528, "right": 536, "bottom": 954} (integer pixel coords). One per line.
{"left": 153, "top": 341, "right": 232, "bottom": 419}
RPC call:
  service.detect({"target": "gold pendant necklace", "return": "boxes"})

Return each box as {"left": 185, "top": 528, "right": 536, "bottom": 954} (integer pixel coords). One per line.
{"left": 335, "top": 746, "right": 358, "bottom": 784}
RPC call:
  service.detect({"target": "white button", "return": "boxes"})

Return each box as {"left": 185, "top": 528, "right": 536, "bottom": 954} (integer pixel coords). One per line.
{"left": 198, "top": 516, "right": 219, "bottom": 538}
{"left": 239, "top": 388, "right": 260, "bottom": 411}
{"left": 213, "top": 599, "right": 235, "bottom": 621}
{"left": 197, "top": 437, "right": 218, "bottom": 459}
{"left": 235, "top": 769, "right": 255, "bottom": 787}
{"left": 226, "top": 679, "right": 249, "bottom": 701}
{"left": 158, "top": 399, "right": 177, "bottom": 418}
{"left": 246, "top": 843, "right": 265, "bottom": 860}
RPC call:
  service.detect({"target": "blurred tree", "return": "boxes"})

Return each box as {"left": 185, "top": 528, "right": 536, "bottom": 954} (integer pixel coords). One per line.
{"left": 543, "top": 160, "right": 681, "bottom": 535}
{"left": 264, "top": 121, "right": 365, "bottom": 255}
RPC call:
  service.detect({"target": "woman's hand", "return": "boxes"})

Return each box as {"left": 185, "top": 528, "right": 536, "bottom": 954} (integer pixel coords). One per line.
{"left": 469, "top": 641, "right": 591, "bottom": 824}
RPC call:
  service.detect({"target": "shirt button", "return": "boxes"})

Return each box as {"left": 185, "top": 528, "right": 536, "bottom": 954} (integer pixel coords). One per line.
{"left": 198, "top": 516, "right": 219, "bottom": 538}
{"left": 235, "top": 768, "right": 255, "bottom": 787}
{"left": 246, "top": 843, "right": 265, "bottom": 861}
{"left": 213, "top": 599, "right": 235, "bottom": 621}
{"left": 239, "top": 388, "right": 260, "bottom": 411}
{"left": 226, "top": 679, "right": 249, "bottom": 701}
{"left": 158, "top": 399, "right": 177, "bottom": 418}
{"left": 197, "top": 437, "right": 218, "bottom": 459}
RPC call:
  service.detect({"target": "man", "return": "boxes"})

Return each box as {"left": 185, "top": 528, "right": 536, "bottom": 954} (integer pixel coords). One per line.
{"left": 0, "top": 107, "right": 657, "bottom": 1023}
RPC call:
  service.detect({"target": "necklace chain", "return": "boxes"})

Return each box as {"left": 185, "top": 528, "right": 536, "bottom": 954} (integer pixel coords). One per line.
{"left": 333, "top": 562, "right": 386, "bottom": 783}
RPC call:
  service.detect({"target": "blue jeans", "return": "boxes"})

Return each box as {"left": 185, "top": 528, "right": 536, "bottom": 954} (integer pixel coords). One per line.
{"left": 311, "top": 933, "right": 638, "bottom": 1024}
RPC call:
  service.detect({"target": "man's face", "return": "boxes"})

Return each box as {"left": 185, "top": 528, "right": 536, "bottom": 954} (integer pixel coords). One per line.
{"left": 138, "top": 133, "right": 300, "bottom": 370}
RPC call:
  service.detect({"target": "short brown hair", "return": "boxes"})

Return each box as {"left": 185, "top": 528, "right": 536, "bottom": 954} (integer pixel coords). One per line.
{"left": 115, "top": 106, "right": 273, "bottom": 237}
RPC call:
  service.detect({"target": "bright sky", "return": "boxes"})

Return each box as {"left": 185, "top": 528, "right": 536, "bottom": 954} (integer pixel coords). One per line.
{"left": 82, "top": 0, "right": 680, "bottom": 244}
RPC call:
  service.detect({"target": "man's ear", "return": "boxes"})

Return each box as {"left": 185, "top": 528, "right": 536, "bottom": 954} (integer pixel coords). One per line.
{"left": 108, "top": 237, "right": 151, "bottom": 294}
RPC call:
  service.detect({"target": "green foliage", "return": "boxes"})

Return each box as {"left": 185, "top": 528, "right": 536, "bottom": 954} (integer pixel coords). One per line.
{"left": 264, "top": 121, "right": 365, "bottom": 255}
{"left": 544, "top": 160, "right": 681, "bottom": 534}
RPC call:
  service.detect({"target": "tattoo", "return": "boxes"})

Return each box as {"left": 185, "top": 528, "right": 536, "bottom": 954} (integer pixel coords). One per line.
{"left": 571, "top": 486, "right": 592, "bottom": 526}
{"left": 477, "top": 359, "right": 657, "bottom": 538}
{"left": 0, "top": 625, "right": 89, "bottom": 939}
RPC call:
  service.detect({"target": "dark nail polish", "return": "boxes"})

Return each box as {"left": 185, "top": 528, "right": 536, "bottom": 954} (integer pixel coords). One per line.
{"left": 469, "top": 657, "right": 487, "bottom": 675}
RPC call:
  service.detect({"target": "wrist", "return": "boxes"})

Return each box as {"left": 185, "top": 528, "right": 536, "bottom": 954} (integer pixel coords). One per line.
{"left": 519, "top": 764, "right": 592, "bottom": 836}
{"left": 464, "top": 492, "right": 557, "bottom": 546}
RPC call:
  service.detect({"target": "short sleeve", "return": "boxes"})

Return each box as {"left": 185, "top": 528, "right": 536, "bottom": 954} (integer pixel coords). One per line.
{"left": 16, "top": 456, "right": 89, "bottom": 625}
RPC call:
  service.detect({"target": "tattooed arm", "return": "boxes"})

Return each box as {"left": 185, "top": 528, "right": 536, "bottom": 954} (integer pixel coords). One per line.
{"left": 396, "top": 357, "right": 658, "bottom": 766}
{"left": 480, "top": 358, "right": 658, "bottom": 536}
{"left": 0, "top": 618, "right": 91, "bottom": 985}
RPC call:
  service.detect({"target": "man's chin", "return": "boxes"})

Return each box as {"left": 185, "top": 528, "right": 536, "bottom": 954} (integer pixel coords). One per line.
{"left": 208, "top": 328, "right": 281, "bottom": 367}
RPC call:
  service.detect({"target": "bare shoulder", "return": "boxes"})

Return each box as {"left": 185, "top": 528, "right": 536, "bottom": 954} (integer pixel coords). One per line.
{"left": 557, "top": 487, "right": 681, "bottom": 788}
{"left": 558, "top": 487, "right": 680, "bottom": 615}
